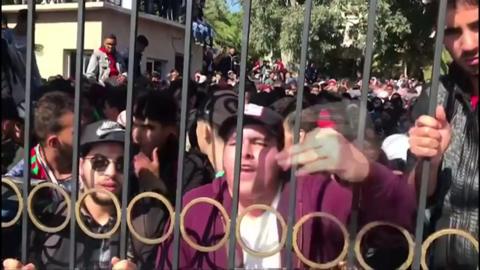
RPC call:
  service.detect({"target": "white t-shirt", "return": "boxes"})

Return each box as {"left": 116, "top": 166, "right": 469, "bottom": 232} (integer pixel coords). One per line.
{"left": 240, "top": 190, "right": 282, "bottom": 269}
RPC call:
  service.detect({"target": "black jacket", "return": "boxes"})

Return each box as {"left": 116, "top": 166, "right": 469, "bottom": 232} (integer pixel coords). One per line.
{"left": 27, "top": 201, "right": 122, "bottom": 270}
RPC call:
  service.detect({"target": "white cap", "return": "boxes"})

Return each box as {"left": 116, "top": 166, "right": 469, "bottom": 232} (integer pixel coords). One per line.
{"left": 381, "top": 134, "right": 410, "bottom": 161}
{"left": 117, "top": 110, "right": 127, "bottom": 127}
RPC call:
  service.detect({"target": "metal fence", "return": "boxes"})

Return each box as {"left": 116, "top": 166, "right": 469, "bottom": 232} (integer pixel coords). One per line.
{"left": 2, "top": 0, "right": 479, "bottom": 269}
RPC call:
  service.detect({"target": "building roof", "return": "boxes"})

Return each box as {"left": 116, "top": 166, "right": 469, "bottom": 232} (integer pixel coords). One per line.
{"left": 2, "top": 1, "right": 185, "bottom": 30}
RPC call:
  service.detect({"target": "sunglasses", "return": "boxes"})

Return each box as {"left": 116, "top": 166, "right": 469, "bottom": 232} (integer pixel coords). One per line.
{"left": 85, "top": 154, "right": 124, "bottom": 173}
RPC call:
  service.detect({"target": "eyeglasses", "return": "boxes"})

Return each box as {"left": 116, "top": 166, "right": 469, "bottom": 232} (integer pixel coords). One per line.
{"left": 85, "top": 154, "right": 124, "bottom": 173}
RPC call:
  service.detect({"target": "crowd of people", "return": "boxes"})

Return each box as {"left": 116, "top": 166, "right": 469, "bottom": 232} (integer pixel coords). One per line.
{"left": 1, "top": 0, "right": 478, "bottom": 269}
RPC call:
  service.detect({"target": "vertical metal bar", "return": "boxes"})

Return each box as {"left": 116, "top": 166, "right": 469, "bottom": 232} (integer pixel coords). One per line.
{"left": 284, "top": 0, "right": 312, "bottom": 268}
{"left": 120, "top": 0, "right": 140, "bottom": 258}
{"left": 227, "top": 0, "right": 252, "bottom": 268}
{"left": 68, "top": 0, "right": 86, "bottom": 268}
{"left": 171, "top": 0, "right": 193, "bottom": 267}
{"left": 21, "top": 0, "right": 35, "bottom": 263}
{"left": 412, "top": 0, "right": 448, "bottom": 269}
{"left": 347, "top": 0, "right": 378, "bottom": 267}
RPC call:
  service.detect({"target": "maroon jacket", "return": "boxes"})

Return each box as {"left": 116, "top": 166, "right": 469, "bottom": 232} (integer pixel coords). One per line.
{"left": 155, "top": 162, "right": 416, "bottom": 269}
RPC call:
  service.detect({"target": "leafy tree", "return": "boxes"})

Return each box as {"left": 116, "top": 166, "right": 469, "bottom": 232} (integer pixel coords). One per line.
{"left": 204, "top": 0, "right": 243, "bottom": 50}
{"left": 247, "top": 0, "right": 434, "bottom": 78}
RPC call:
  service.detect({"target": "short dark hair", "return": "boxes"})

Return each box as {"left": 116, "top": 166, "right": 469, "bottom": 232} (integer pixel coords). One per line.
{"left": 17, "top": 9, "right": 28, "bottom": 22}
{"left": 137, "top": 35, "right": 149, "bottom": 47}
{"left": 428, "top": 0, "right": 478, "bottom": 22}
{"left": 443, "top": 0, "right": 478, "bottom": 7}
{"left": 104, "top": 86, "right": 127, "bottom": 112}
{"left": 285, "top": 105, "right": 320, "bottom": 135}
{"left": 17, "top": 9, "right": 37, "bottom": 22}
{"left": 105, "top": 34, "right": 117, "bottom": 40}
{"left": 34, "top": 91, "right": 74, "bottom": 143}
{"left": 39, "top": 77, "right": 75, "bottom": 96}
{"left": 133, "top": 90, "right": 178, "bottom": 126}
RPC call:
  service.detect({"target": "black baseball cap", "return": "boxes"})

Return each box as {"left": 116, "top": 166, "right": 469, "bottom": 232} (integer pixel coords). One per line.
{"left": 197, "top": 89, "right": 238, "bottom": 127}
{"left": 80, "top": 120, "right": 125, "bottom": 153}
{"left": 218, "top": 103, "right": 285, "bottom": 148}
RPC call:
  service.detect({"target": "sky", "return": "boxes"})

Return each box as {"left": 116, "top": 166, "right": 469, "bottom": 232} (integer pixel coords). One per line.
{"left": 227, "top": 0, "right": 241, "bottom": 13}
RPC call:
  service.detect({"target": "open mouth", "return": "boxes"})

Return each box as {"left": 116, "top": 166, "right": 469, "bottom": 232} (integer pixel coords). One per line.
{"left": 465, "top": 56, "right": 479, "bottom": 66}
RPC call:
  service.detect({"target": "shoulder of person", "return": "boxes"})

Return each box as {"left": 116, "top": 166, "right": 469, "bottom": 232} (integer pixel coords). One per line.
{"left": 92, "top": 49, "right": 104, "bottom": 56}
{"left": 90, "top": 50, "right": 106, "bottom": 61}
{"left": 182, "top": 177, "right": 225, "bottom": 206}
{"left": 116, "top": 50, "right": 127, "bottom": 60}
{"left": 411, "top": 77, "right": 450, "bottom": 121}
{"left": 184, "top": 150, "right": 209, "bottom": 167}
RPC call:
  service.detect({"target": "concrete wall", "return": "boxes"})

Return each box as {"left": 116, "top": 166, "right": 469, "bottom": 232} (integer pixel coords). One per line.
{"left": 35, "top": 10, "right": 103, "bottom": 78}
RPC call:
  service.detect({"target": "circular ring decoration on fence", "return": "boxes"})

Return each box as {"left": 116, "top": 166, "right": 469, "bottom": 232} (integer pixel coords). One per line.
{"left": 1, "top": 177, "right": 24, "bottom": 228}
{"left": 75, "top": 188, "right": 121, "bottom": 239}
{"left": 421, "top": 228, "right": 479, "bottom": 270}
{"left": 293, "top": 212, "right": 349, "bottom": 269}
{"left": 235, "top": 204, "right": 287, "bottom": 257}
{"left": 27, "top": 182, "right": 72, "bottom": 233}
{"left": 180, "top": 197, "right": 231, "bottom": 252}
{"left": 354, "top": 221, "right": 415, "bottom": 270}
{"left": 127, "top": 191, "right": 175, "bottom": 245}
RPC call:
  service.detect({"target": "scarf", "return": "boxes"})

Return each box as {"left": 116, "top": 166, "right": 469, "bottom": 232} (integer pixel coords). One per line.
{"left": 30, "top": 144, "right": 48, "bottom": 180}
{"left": 99, "top": 47, "right": 119, "bottom": 77}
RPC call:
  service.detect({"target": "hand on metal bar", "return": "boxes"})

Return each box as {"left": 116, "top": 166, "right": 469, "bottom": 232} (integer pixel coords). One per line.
{"left": 408, "top": 105, "right": 452, "bottom": 164}
{"left": 2, "top": 258, "right": 36, "bottom": 270}
{"left": 408, "top": 105, "right": 452, "bottom": 195}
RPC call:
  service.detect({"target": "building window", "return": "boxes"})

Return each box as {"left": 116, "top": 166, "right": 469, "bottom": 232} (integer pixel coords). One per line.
{"left": 65, "top": 50, "right": 93, "bottom": 79}
{"left": 146, "top": 58, "right": 167, "bottom": 78}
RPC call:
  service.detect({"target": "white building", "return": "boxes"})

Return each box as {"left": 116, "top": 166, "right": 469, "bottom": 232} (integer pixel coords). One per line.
{"left": 2, "top": 2, "right": 203, "bottom": 80}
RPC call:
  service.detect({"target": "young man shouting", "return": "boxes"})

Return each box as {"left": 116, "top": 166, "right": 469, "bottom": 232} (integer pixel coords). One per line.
{"left": 157, "top": 103, "right": 416, "bottom": 269}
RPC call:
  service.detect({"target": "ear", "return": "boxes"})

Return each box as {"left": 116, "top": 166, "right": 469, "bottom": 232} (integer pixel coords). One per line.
{"left": 204, "top": 124, "right": 213, "bottom": 144}
{"left": 46, "top": 135, "right": 59, "bottom": 149}
{"left": 196, "top": 121, "right": 212, "bottom": 144}
{"left": 79, "top": 158, "right": 85, "bottom": 179}
{"left": 299, "top": 129, "right": 306, "bottom": 143}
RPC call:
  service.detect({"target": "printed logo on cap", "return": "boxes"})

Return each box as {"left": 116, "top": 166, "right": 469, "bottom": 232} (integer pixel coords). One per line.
{"left": 245, "top": 103, "right": 263, "bottom": 117}
{"left": 96, "top": 120, "right": 124, "bottom": 138}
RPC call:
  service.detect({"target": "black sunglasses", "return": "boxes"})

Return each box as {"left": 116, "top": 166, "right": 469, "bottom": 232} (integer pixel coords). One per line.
{"left": 85, "top": 154, "right": 124, "bottom": 173}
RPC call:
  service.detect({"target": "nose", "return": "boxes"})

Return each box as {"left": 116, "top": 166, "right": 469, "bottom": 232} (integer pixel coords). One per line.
{"left": 462, "top": 29, "right": 478, "bottom": 52}
{"left": 241, "top": 141, "right": 254, "bottom": 160}
{"left": 103, "top": 160, "right": 117, "bottom": 177}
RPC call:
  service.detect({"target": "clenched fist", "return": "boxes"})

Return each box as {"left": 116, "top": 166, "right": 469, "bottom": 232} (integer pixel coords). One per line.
{"left": 408, "top": 105, "right": 452, "bottom": 164}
